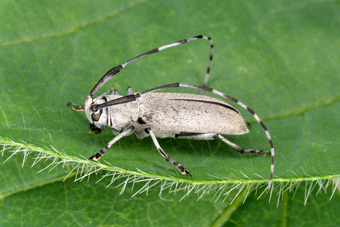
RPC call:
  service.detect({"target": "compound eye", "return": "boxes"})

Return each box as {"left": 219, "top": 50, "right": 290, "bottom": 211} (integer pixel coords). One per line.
{"left": 91, "top": 109, "right": 102, "bottom": 121}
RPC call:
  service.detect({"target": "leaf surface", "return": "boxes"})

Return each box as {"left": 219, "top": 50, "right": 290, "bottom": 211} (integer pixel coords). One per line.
{"left": 1, "top": 0, "right": 339, "bottom": 226}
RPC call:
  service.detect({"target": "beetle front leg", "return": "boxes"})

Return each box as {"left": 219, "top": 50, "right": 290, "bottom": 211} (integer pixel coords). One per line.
{"left": 89, "top": 126, "right": 135, "bottom": 161}
{"left": 145, "top": 128, "right": 192, "bottom": 178}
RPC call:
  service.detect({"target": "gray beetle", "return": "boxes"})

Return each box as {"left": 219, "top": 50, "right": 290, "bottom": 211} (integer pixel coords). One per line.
{"left": 67, "top": 35, "right": 275, "bottom": 191}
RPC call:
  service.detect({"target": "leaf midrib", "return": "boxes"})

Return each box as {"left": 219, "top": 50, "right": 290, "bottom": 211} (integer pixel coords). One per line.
{"left": 0, "top": 0, "right": 150, "bottom": 47}
{"left": 0, "top": 173, "right": 74, "bottom": 200}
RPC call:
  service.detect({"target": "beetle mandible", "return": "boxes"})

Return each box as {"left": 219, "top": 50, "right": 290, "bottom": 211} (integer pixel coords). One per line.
{"left": 67, "top": 35, "right": 275, "bottom": 191}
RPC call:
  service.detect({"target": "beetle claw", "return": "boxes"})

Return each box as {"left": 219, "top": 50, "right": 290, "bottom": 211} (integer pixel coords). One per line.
{"left": 185, "top": 169, "right": 192, "bottom": 178}
{"left": 177, "top": 165, "right": 192, "bottom": 178}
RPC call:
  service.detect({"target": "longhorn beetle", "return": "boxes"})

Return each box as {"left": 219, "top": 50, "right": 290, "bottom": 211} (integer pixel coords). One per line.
{"left": 67, "top": 35, "right": 275, "bottom": 191}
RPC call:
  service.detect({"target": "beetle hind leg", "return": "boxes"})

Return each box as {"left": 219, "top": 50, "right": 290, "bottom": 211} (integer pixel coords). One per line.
{"left": 218, "top": 134, "right": 270, "bottom": 156}
{"left": 175, "top": 133, "right": 218, "bottom": 140}
{"left": 145, "top": 128, "right": 192, "bottom": 177}
{"left": 176, "top": 133, "right": 270, "bottom": 155}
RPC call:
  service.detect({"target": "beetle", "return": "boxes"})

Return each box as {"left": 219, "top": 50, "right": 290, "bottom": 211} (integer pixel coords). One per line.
{"left": 67, "top": 35, "right": 275, "bottom": 191}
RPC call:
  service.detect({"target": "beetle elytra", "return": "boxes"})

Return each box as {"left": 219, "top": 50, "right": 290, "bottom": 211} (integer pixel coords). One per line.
{"left": 67, "top": 35, "right": 275, "bottom": 191}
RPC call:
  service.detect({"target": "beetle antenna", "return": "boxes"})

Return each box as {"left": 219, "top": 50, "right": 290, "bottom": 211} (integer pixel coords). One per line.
{"left": 91, "top": 94, "right": 141, "bottom": 112}
{"left": 93, "top": 82, "right": 275, "bottom": 191}
{"left": 89, "top": 35, "right": 214, "bottom": 97}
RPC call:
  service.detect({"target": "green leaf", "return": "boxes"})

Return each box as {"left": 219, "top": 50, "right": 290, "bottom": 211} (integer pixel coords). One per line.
{"left": 1, "top": 0, "right": 340, "bottom": 226}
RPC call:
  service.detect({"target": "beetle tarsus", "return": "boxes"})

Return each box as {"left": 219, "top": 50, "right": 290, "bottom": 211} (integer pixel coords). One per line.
{"left": 174, "top": 163, "right": 192, "bottom": 178}
{"left": 67, "top": 35, "right": 275, "bottom": 191}
{"left": 183, "top": 169, "right": 192, "bottom": 178}
{"left": 89, "top": 149, "right": 106, "bottom": 161}
{"left": 243, "top": 149, "right": 271, "bottom": 156}
{"left": 89, "top": 155, "right": 98, "bottom": 161}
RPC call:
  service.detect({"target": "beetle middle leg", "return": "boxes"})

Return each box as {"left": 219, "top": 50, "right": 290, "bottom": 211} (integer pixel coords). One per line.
{"left": 89, "top": 126, "right": 135, "bottom": 161}
{"left": 145, "top": 128, "right": 192, "bottom": 177}
{"left": 175, "top": 133, "right": 270, "bottom": 156}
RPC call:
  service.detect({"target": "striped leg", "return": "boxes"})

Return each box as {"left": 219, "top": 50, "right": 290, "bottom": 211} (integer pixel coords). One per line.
{"left": 175, "top": 133, "right": 218, "bottom": 140}
{"left": 139, "top": 83, "right": 274, "bottom": 192}
{"left": 218, "top": 135, "right": 270, "bottom": 155}
{"left": 92, "top": 83, "right": 275, "bottom": 191}
{"left": 145, "top": 128, "right": 192, "bottom": 177}
{"left": 89, "top": 35, "right": 214, "bottom": 97}
{"left": 175, "top": 133, "right": 270, "bottom": 156}
{"left": 89, "top": 126, "right": 135, "bottom": 161}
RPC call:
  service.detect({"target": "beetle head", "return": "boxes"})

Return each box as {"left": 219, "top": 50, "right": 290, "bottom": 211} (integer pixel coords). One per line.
{"left": 85, "top": 95, "right": 108, "bottom": 134}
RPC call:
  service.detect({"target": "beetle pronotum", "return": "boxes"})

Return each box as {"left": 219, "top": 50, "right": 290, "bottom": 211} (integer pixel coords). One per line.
{"left": 67, "top": 35, "right": 275, "bottom": 191}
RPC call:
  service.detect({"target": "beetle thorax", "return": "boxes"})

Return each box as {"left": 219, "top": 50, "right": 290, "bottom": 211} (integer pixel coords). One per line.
{"left": 105, "top": 94, "right": 139, "bottom": 131}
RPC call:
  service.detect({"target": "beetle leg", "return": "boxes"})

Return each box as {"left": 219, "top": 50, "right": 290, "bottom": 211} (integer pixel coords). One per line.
{"left": 99, "top": 89, "right": 119, "bottom": 97}
{"left": 140, "top": 83, "right": 275, "bottom": 192}
{"left": 175, "top": 133, "right": 218, "bottom": 140}
{"left": 145, "top": 128, "right": 192, "bottom": 178}
{"left": 109, "top": 89, "right": 119, "bottom": 95}
{"left": 89, "top": 126, "right": 135, "bottom": 161}
{"left": 66, "top": 102, "right": 85, "bottom": 111}
{"left": 127, "top": 87, "right": 133, "bottom": 95}
{"left": 176, "top": 133, "right": 270, "bottom": 155}
{"left": 217, "top": 134, "right": 270, "bottom": 156}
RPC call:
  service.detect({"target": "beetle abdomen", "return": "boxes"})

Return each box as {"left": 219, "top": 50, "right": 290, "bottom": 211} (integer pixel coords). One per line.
{"left": 137, "top": 93, "right": 248, "bottom": 136}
